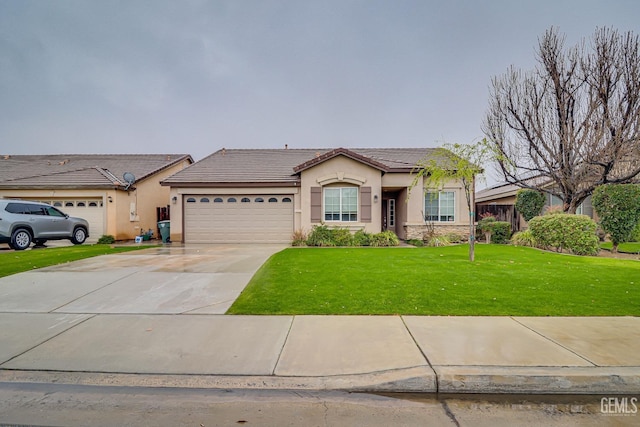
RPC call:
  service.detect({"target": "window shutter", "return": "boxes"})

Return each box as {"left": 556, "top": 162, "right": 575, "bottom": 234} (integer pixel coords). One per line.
{"left": 361, "top": 187, "right": 372, "bottom": 222}
{"left": 311, "top": 187, "right": 322, "bottom": 223}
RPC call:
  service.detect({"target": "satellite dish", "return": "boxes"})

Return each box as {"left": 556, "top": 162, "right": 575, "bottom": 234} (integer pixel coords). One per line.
{"left": 123, "top": 172, "right": 136, "bottom": 190}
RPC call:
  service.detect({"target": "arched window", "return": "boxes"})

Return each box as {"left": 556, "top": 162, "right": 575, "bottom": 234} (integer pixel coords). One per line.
{"left": 77, "top": 202, "right": 86, "bottom": 207}
{"left": 186, "top": 197, "right": 196, "bottom": 203}
{"left": 227, "top": 197, "right": 237, "bottom": 203}
{"left": 268, "top": 197, "right": 278, "bottom": 203}
{"left": 255, "top": 197, "right": 264, "bottom": 202}
{"left": 89, "top": 202, "right": 98, "bottom": 207}
{"left": 53, "top": 202, "right": 62, "bottom": 207}
{"left": 200, "top": 197, "right": 210, "bottom": 203}
{"left": 241, "top": 197, "right": 251, "bottom": 203}
{"left": 214, "top": 197, "right": 223, "bottom": 203}
{"left": 282, "top": 197, "right": 292, "bottom": 202}
{"left": 65, "top": 202, "right": 74, "bottom": 207}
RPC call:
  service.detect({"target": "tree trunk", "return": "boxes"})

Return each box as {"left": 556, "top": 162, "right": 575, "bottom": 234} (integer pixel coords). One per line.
{"left": 469, "top": 176, "right": 476, "bottom": 262}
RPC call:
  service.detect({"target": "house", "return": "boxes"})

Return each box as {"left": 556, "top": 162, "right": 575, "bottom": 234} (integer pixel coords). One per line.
{"left": 0, "top": 154, "right": 193, "bottom": 241}
{"left": 160, "top": 147, "right": 471, "bottom": 244}
{"left": 475, "top": 179, "right": 595, "bottom": 232}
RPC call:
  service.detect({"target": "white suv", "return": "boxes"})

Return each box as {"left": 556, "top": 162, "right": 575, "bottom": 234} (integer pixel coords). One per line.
{"left": 0, "top": 199, "right": 89, "bottom": 250}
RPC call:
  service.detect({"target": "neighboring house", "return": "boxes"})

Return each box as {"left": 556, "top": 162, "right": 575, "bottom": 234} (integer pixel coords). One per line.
{"left": 475, "top": 179, "right": 595, "bottom": 232}
{"left": 0, "top": 154, "right": 193, "bottom": 241}
{"left": 161, "top": 147, "right": 471, "bottom": 244}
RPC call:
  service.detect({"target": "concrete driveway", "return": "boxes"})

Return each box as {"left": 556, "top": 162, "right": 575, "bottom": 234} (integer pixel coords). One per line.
{"left": 0, "top": 244, "right": 285, "bottom": 315}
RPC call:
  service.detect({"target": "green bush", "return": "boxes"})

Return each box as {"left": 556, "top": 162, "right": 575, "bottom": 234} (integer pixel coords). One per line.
{"left": 97, "top": 235, "right": 116, "bottom": 244}
{"left": 528, "top": 214, "right": 599, "bottom": 256}
{"left": 510, "top": 230, "right": 537, "bottom": 247}
{"left": 592, "top": 184, "right": 640, "bottom": 251}
{"left": 515, "top": 189, "right": 546, "bottom": 221}
{"left": 406, "top": 239, "right": 424, "bottom": 247}
{"left": 631, "top": 222, "right": 640, "bottom": 242}
{"left": 489, "top": 221, "right": 511, "bottom": 244}
{"left": 305, "top": 225, "right": 336, "bottom": 247}
{"left": 332, "top": 228, "right": 354, "bottom": 246}
{"left": 353, "top": 230, "right": 371, "bottom": 246}
{"left": 369, "top": 231, "right": 400, "bottom": 247}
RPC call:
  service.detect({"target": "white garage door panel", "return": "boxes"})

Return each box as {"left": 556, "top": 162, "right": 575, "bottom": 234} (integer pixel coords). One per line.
{"left": 185, "top": 195, "right": 293, "bottom": 243}
{"left": 24, "top": 198, "right": 104, "bottom": 243}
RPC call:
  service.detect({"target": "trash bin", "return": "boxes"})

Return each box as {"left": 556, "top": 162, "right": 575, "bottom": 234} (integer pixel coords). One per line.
{"left": 158, "top": 220, "right": 171, "bottom": 243}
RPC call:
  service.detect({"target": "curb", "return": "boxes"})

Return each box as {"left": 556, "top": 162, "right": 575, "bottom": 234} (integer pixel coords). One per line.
{"left": 2, "top": 366, "right": 639, "bottom": 395}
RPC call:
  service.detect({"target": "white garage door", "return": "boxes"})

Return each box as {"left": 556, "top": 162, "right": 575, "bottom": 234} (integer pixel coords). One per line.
{"left": 39, "top": 199, "right": 104, "bottom": 243}
{"left": 184, "top": 195, "right": 293, "bottom": 243}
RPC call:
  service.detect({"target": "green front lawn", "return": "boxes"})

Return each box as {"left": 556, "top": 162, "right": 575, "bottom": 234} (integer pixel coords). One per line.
{"left": 0, "top": 244, "right": 156, "bottom": 278}
{"left": 600, "top": 242, "right": 640, "bottom": 254}
{"left": 227, "top": 245, "right": 640, "bottom": 316}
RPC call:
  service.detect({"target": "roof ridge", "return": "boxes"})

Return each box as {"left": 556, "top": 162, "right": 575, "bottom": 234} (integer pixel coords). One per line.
{"left": 2, "top": 166, "right": 108, "bottom": 183}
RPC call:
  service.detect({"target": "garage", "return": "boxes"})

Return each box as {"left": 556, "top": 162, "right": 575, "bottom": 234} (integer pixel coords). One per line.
{"left": 184, "top": 195, "right": 294, "bottom": 243}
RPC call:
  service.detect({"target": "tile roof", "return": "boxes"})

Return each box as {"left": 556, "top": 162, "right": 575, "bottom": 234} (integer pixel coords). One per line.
{"left": 0, "top": 154, "right": 192, "bottom": 189}
{"left": 161, "top": 148, "right": 438, "bottom": 185}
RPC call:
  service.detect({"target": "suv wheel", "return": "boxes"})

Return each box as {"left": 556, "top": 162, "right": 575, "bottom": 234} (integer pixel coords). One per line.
{"left": 71, "top": 227, "right": 87, "bottom": 245}
{"left": 11, "top": 229, "right": 32, "bottom": 250}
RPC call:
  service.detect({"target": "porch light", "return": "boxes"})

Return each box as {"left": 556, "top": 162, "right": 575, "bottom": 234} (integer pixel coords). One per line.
{"left": 374, "top": 194, "right": 379, "bottom": 203}
{"left": 107, "top": 196, "right": 113, "bottom": 203}
{"left": 171, "top": 196, "right": 177, "bottom": 204}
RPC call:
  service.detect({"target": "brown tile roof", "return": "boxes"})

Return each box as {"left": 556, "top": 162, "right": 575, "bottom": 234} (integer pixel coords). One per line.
{"left": 0, "top": 154, "right": 192, "bottom": 189}
{"left": 161, "top": 148, "right": 438, "bottom": 186}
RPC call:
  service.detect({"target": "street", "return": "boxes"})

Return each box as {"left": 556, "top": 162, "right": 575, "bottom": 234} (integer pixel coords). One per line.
{"left": 0, "top": 382, "right": 636, "bottom": 426}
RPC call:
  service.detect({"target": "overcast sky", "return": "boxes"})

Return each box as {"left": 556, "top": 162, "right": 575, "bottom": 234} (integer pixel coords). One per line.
{"left": 1, "top": 0, "right": 639, "bottom": 183}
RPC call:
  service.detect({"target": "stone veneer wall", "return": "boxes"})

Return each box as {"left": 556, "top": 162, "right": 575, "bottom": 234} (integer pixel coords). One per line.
{"left": 404, "top": 224, "right": 470, "bottom": 241}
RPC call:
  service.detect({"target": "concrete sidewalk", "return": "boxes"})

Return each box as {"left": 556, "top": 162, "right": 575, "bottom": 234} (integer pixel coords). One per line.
{"left": 0, "top": 245, "right": 638, "bottom": 394}
{"left": 1, "top": 314, "right": 639, "bottom": 394}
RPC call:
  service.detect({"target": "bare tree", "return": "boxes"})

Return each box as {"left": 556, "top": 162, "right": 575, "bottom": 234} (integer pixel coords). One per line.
{"left": 483, "top": 27, "right": 640, "bottom": 213}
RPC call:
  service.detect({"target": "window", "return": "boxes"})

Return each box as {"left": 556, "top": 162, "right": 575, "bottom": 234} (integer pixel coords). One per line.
{"left": 241, "top": 197, "right": 251, "bottom": 203}
{"left": 268, "top": 197, "right": 278, "bottom": 203}
{"left": 45, "top": 206, "right": 66, "bottom": 217}
{"left": 186, "top": 197, "right": 196, "bottom": 203}
{"left": 324, "top": 187, "right": 357, "bottom": 222}
{"left": 200, "top": 197, "right": 210, "bottom": 203}
{"left": 388, "top": 199, "right": 395, "bottom": 227}
{"left": 65, "top": 202, "right": 74, "bottom": 207}
{"left": 282, "top": 197, "right": 292, "bottom": 203}
{"left": 549, "top": 194, "right": 584, "bottom": 214}
{"left": 255, "top": 197, "right": 264, "bottom": 203}
{"left": 424, "top": 191, "right": 455, "bottom": 222}
{"left": 89, "top": 202, "right": 98, "bottom": 207}
{"left": 53, "top": 202, "right": 63, "bottom": 207}
{"left": 214, "top": 197, "right": 223, "bottom": 203}
{"left": 227, "top": 197, "right": 237, "bottom": 203}
{"left": 77, "top": 202, "right": 86, "bottom": 207}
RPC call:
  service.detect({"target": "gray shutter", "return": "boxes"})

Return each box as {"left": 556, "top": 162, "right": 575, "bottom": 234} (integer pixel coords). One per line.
{"left": 311, "top": 187, "right": 322, "bottom": 223}
{"left": 361, "top": 186, "right": 372, "bottom": 222}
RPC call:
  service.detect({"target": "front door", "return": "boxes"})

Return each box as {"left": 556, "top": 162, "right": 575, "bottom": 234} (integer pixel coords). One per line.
{"left": 382, "top": 198, "right": 396, "bottom": 233}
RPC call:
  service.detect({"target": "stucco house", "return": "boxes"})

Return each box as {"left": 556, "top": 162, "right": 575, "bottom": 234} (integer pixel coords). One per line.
{"left": 161, "top": 147, "right": 471, "bottom": 244}
{"left": 0, "top": 154, "right": 193, "bottom": 241}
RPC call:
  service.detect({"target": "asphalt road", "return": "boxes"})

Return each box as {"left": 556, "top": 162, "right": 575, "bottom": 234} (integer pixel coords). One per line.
{"left": 0, "top": 382, "right": 637, "bottom": 427}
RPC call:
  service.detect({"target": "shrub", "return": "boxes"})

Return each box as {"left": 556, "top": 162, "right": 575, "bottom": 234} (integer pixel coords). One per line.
{"left": 305, "top": 225, "right": 336, "bottom": 247}
{"left": 353, "top": 230, "right": 371, "bottom": 246}
{"left": 631, "top": 222, "right": 640, "bottom": 243}
{"left": 406, "top": 239, "right": 424, "bottom": 247}
{"left": 510, "top": 230, "right": 537, "bottom": 247}
{"left": 369, "top": 231, "right": 400, "bottom": 247}
{"left": 544, "top": 205, "right": 564, "bottom": 215}
{"left": 425, "top": 234, "right": 451, "bottom": 247}
{"left": 97, "top": 235, "right": 115, "bottom": 244}
{"left": 332, "top": 228, "right": 354, "bottom": 246}
{"left": 291, "top": 229, "right": 307, "bottom": 246}
{"left": 489, "top": 221, "right": 511, "bottom": 244}
{"left": 444, "top": 233, "right": 464, "bottom": 244}
{"left": 592, "top": 184, "right": 640, "bottom": 252}
{"left": 528, "top": 214, "right": 599, "bottom": 256}
{"left": 478, "top": 216, "right": 511, "bottom": 244}
{"left": 515, "top": 189, "right": 546, "bottom": 221}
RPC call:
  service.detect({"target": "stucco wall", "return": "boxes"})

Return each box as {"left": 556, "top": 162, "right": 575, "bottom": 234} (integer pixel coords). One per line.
{"left": 300, "top": 156, "right": 383, "bottom": 234}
